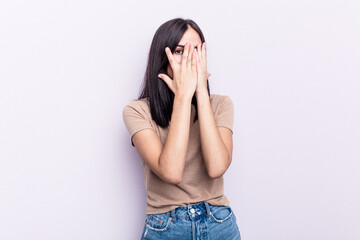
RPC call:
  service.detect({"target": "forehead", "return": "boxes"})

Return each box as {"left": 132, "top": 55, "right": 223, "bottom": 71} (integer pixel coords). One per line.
{"left": 178, "top": 27, "right": 202, "bottom": 46}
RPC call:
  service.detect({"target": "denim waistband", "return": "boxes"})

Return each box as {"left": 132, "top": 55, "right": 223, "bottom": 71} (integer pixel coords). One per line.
{"left": 168, "top": 201, "right": 211, "bottom": 222}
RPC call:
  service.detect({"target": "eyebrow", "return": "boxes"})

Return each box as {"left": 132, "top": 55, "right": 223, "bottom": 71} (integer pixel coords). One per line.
{"left": 176, "top": 44, "right": 198, "bottom": 49}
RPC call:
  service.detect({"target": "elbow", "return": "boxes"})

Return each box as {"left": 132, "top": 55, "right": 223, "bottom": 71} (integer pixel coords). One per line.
{"left": 207, "top": 156, "right": 231, "bottom": 179}
{"left": 168, "top": 176, "right": 183, "bottom": 185}
{"left": 158, "top": 155, "right": 184, "bottom": 184}
{"left": 160, "top": 168, "right": 183, "bottom": 184}
{"left": 158, "top": 168, "right": 183, "bottom": 185}
{"left": 163, "top": 173, "right": 182, "bottom": 185}
{"left": 208, "top": 169, "right": 225, "bottom": 179}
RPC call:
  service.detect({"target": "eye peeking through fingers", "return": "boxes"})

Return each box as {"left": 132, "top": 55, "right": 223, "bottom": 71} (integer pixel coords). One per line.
{"left": 174, "top": 49, "right": 183, "bottom": 55}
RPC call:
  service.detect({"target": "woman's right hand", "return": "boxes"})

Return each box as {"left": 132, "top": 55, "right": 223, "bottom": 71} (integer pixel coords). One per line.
{"left": 158, "top": 42, "right": 198, "bottom": 98}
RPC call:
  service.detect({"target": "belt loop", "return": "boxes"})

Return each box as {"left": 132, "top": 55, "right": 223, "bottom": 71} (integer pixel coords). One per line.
{"left": 170, "top": 209, "right": 176, "bottom": 223}
{"left": 204, "top": 202, "right": 211, "bottom": 217}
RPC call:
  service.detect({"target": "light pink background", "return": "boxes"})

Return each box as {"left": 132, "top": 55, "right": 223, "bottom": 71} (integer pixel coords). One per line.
{"left": 1, "top": 0, "right": 359, "bottom": 239}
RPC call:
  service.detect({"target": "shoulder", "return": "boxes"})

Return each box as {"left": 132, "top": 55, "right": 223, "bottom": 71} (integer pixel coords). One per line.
{"left": 123, "top": 98, "right": 150, "bottom": 115}
{"left": 124, "top": 97, "right": 149, "bottom": 109}
{"left": 209, "top": 94, "right": 234, "bottom": 120}
{"left": 210, "top": 94, "right": 233, "bottom": 108}
{"left": 210, "top": 94, "right": 234, "bottom": 130}
{"left": 122, "top": 98, "right": 155, "bottom": 146}
{"left": 122, "top": 98, "right": 153, "bottom": 124}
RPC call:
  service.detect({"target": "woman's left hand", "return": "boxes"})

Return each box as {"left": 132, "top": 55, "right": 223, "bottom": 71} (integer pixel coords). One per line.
{"left": 195, "top": 42, "right": 211, "bottom": 94}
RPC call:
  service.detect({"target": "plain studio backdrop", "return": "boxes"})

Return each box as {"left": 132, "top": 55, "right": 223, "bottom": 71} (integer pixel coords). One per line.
{"left": 0, "top": 0, "right": 359, "bottom": 239}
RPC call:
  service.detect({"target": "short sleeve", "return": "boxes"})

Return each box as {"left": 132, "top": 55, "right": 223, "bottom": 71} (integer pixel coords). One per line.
{"left": 123, "top": 101, "right": 154, "bottom": 146}
{"left": 215, "top": 96, "right": 234, "bottom": 133}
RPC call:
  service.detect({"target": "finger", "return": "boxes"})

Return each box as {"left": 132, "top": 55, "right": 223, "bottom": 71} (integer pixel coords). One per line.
{"left": 196, "top": 43, "right": 203, "bottom": 64}
{"left": 195, "top": 49, "right": 201, "bottom": 64}
{"left": 187, "top": 44, "right": 194, "bottom": 68}
{"left": 165, "top": 47, "right": 176, "bottom": 69}
{"left": 202, "top": 42, "right": 206, "bottom": 62}
{"left": 192, "top": 49, "right": 198, "bottom": 70}
{"left": 195, "top": 49, "right": 201, "bottom": 72}
{"left": 158, "top": 73, "right": 174, "bottom": 93}
{"left": 181, "top": 42, "right": 189, "bottom": 67}
{"left": 207, "top": 73, "right": 211, "bottom": 78}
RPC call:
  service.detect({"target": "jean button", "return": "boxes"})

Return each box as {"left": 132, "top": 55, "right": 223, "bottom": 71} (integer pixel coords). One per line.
{"left": 190, "top": 209, "right": 195, "bottom": 213}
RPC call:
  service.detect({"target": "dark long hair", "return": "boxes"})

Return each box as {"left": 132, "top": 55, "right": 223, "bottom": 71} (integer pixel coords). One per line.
{"left": 138, "top": 18, "right": 210, "bottom": 128}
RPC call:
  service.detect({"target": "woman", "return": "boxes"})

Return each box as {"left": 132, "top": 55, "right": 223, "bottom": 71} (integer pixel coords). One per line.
{"left": 123, "top": 18, "right": 241, "bottom": 240}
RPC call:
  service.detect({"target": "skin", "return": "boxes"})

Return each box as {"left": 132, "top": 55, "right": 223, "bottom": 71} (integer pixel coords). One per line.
{"left": 132, "top": 27, "right": 233, "bottom": 184}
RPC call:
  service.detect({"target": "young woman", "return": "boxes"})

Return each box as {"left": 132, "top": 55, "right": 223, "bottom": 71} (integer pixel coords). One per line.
{"left": 123, "top": 18, "right": 241, "bottom": 240}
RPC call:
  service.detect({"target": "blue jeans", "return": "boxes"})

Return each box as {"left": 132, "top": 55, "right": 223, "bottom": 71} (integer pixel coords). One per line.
{"left": 141, "top": 201, "right": 241, "bottom": 240}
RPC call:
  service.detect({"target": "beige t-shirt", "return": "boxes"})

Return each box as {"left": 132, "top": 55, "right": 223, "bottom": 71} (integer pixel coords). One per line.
{"left": 122, "top": 94, "right": 234, "bottom": 214}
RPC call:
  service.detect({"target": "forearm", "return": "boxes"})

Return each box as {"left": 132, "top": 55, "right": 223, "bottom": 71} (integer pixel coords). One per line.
{"left": 196, "top": 90, "right": 230, "bottom": 178}
{"left": 158, "top": 94, "right": 192, "bottom": 182}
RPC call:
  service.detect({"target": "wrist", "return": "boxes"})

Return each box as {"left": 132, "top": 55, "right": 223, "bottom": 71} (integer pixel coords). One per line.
{"left": 175, "top": 92, "right": 193, "bottom": 103}
{"left": 195, "top": 87, "right": 209, "bottom": 97}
